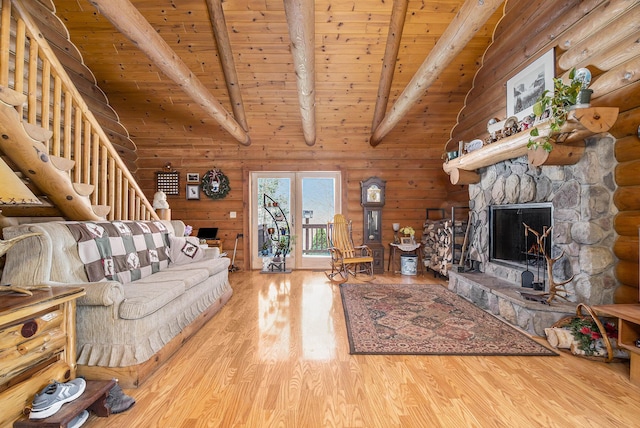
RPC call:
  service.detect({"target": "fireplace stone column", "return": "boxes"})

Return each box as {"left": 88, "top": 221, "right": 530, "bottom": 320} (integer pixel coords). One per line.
{"left": 465, "top": 135, "right": 618, "bottom": 305}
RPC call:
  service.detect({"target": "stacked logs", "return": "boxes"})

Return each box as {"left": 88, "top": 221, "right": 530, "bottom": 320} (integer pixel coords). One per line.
{"left": 422, "top": 219, "right": 452, "bottom": 276}
{"left": 422, "top": 218, "right": 469, "bottom": 277}
{"left": 422, "top": 220, "right": 444, "bottom": 273}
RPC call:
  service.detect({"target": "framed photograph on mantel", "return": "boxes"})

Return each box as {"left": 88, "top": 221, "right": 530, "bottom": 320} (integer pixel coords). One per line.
{"left": 506, "top": 49, "right": 555, "bottom": 121}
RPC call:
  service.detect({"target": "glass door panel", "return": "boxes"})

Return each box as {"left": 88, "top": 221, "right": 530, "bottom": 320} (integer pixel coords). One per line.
{"left": 297, "top": 173, "right": 340, "bottom": 269}
{"left": 253, "top": 174, "right": 294, "bottom": 271}
{"left": 250, "top": 171, "right": 341, "bottom": 270}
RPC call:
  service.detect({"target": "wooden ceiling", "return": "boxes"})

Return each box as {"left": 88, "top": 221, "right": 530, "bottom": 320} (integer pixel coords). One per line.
{"left": 48, "top": 0, "right": 504, "bottom": 160}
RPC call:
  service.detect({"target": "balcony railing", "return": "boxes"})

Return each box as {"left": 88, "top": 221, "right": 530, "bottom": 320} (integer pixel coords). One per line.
{"left": 301, "top": 223, "right": 329, "bottom": 255}
{"left": 257, "top": 223, "right": 329, "bottom": 256}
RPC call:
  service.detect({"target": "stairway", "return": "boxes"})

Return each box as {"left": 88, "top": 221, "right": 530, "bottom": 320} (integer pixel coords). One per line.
{"left": 0, "top": 1, "right": 156, "bottom": 222}
{"left": 0, "top": 86, "right": 109, "bottom": 220}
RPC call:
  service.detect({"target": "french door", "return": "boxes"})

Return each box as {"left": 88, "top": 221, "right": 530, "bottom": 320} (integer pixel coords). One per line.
{"left": 250, "top": 171, "right": 341, "bottom": 270}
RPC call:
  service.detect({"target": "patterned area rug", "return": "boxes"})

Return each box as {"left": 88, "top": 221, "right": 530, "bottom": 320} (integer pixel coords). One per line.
{"left": 340, "top": 283, "right": 557, "bottom": 356}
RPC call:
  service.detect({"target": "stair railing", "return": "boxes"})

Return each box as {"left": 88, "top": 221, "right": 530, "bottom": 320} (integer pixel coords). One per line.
{"left": 0, "top": 0, "right": 157, "bottom": 221}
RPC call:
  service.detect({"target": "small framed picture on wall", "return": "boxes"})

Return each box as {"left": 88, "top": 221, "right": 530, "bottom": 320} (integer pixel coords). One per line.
{"left": 186, "top": 173, "right": 200, "bottom": 183}
{"left": 186, "top": 184, "right": 200, "bottom": 200}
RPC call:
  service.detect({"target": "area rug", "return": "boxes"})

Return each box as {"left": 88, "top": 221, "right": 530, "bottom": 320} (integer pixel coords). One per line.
{"left": 340, "top": 283, "right": 557, "bottom": 356}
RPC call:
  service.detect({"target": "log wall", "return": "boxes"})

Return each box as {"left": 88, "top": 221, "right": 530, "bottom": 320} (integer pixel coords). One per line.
{"left": 449, "top": 0, "right": 640, "bottom": 302}
{"left": 46, "top": 0, "right": 503, "bottom": 271}
{"left": 24, "top": 0, "right": 637, "bottom": 287}
{"left": 136, "top": 149, "right": 451, "bottom": 271}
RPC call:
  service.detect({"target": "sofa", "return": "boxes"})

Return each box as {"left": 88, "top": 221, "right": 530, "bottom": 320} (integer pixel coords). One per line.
{"left": 1, "top": 219, "right": 232, "bottom": 387}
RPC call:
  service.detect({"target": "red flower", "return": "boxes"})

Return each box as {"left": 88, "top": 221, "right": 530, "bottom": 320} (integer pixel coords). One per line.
{"left": 590, "top": 331, "right": 602, "bottom": 340}
{"left": 604, "top": 322, "right": 618, "bottom": 339}
{"left": 580, "top": 326, "right": 592, "bottom": 335}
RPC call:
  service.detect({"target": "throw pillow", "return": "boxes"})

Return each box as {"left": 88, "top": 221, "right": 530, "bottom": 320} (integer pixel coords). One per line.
{"left": 168, "top": 236, "right": 204, "bottom": 265}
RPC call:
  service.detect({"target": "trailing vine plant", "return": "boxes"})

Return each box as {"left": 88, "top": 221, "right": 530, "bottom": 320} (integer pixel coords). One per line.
{"left": 527, "top": 68, "right": 581, "bottom": 153}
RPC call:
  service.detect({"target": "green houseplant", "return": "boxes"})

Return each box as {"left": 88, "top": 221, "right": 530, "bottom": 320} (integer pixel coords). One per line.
{"left": 527, "top": 68, "right": 581, "bottom": 152}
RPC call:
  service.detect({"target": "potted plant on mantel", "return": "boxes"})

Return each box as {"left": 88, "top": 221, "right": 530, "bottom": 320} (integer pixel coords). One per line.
{"left": 527, "top": 68, "right": 592, "bottom": 152}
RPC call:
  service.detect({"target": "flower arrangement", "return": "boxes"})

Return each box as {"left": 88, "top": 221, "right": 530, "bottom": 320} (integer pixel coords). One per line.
{"left": 567, "top": 316, "right": 618, "bottom": 356}
{"left": 399, "top": 226, "right": 415, "bottom": 236}
{"left": 184, "top": 225, "right": 193, "bottom": 236}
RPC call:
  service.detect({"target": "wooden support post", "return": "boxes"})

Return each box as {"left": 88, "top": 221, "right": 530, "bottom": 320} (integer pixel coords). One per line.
{"left": 449, "top": 168, "right": 480, "bottom": 185}
{"left": 283, "top": 0, "right": 316, "bottom": 146}
{"left": 205, "top": 0, "right": 249, "bottom": 133}
{"left": 370, "top": 0, "right": 503, "bottom": 146}
{"left": 371, "top": 0, "right": 409, "bottom": 132}
{"left": 528, "top": 141, "right": 586, "bottom": 167}
{"left": 87, "top": 0, "right": 251, "bottom": 146}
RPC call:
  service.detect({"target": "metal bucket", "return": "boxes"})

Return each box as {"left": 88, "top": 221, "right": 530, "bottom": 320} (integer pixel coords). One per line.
{"left": 400, "top": 254, "right": 418, "bottom": 275}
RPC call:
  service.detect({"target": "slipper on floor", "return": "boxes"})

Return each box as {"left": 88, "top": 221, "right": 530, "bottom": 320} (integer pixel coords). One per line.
{"left": 106, "top": 383, "right": 136, "bottom": 414}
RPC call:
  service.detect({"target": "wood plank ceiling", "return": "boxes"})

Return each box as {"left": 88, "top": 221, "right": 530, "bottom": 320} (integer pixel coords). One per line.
{"left": 50, "top": 0, "right": 503, "bottom": 162}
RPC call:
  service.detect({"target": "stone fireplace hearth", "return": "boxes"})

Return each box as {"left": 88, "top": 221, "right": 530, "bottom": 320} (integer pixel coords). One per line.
{"left": 448, "top": 135, "right": 618, "bottom": 335}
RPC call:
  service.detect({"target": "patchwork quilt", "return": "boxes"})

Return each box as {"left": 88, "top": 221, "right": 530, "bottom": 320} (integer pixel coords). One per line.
{"left": 67, "top": 221, "right": 170, "bottom": 284}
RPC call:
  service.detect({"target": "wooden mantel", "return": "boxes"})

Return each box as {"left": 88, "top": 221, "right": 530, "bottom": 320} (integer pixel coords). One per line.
{"left": 443, "top": 107, "right": 619, "bottom": 185}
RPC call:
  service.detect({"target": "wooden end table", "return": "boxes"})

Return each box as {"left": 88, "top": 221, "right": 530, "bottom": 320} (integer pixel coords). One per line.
{"left": 592, "top": 304, "right": 640, "bottom": 386}
{"left": 0, "top": 286, "right": 85, "bottom": 426}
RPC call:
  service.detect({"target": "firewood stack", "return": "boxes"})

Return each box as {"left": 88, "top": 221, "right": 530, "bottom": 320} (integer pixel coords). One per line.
{"left": 421, "top": 219, "right": 450, "bottom": 276}
{"left": 422, "top": 217, "right": 468, "bottom": 277}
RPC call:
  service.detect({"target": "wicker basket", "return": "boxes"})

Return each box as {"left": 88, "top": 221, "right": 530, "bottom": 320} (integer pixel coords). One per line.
{"left": 551, "top": 303, "right": 617, "bottom": 363}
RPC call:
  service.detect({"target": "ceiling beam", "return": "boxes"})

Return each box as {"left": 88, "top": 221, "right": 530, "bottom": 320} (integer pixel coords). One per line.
{"left": 205, "top": 0, "right": 249, "bottom": 133}
{"left": 370, "top": 0, "right": 504, "bottom": 146}
{"left": 371, "top": 0, "right": 409, "bottom": 132}
{"left": 283, "top": 0, "right": 316, "bottom": 146}
{"left": 87, "top": 0, "right": 251, "bottom": 146}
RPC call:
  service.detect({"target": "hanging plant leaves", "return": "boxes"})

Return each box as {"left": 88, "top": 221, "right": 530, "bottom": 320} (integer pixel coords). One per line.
{"left": 201, "top": 168, "right": 231, "bottom": 200}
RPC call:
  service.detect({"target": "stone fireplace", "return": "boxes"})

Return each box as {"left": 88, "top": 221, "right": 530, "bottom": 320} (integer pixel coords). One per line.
{"left": 448, "top": 135, "right": 618, "bottom": 335}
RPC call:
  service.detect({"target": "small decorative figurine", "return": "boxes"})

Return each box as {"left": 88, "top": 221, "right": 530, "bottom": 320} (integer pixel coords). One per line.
{"left": 152, "top": 191, "right": 170, "bottom": 209}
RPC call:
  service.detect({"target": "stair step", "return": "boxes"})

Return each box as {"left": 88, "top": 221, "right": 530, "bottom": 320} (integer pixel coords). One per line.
{"left": 92, "top": 205, "right": 111, "bottom": 218}
{"left": 72, "top": 182, "right": 94, "bottom": 197}
{"left": 50, "top": 155, "right": 75, "bottom": 172}
{"left": 23, "top": 122, "right": 53, "bottom": 143}
{"left": 0, "top": 199, "right": 62, "bottom": 217}
{"left": 0, "top": 86, "right": 27, "bottom": 107}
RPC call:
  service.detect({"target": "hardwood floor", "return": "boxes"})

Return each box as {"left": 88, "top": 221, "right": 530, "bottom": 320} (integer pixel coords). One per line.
{"left": 86, "top": 271, "right": 640, "bottom": 427}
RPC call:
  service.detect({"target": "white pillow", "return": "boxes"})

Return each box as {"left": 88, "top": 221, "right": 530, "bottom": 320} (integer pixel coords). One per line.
{"left": 168, "top": 236, "right": 204, "bottom": 265}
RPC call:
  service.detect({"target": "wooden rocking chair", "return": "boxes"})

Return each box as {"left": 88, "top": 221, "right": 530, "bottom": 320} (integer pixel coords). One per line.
{"left": 325, "top": 214, "right": 374, "bottom": 283}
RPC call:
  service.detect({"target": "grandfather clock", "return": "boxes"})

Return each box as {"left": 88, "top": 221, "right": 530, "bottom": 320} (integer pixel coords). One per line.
{"left": 361, "top": 177, "right": 386, "bottom": 274}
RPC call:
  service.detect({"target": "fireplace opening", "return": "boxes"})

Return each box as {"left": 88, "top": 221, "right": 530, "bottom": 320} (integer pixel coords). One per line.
{"left": 489, "top": 203, "right": 552, "bottom": 266}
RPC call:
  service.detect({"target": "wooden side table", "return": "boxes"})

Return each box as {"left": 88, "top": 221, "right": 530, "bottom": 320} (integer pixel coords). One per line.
{"left": 388, "top": 242, "right": 424, "bottom": 275}
{"left": 205, "top": 239, "right": 223, "bottom": 253}
{"left": 592, "top": 304, "right": 640, "bottom": 386}
{"left": 0, "top": 286, "right": 85, "bottom": 427}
